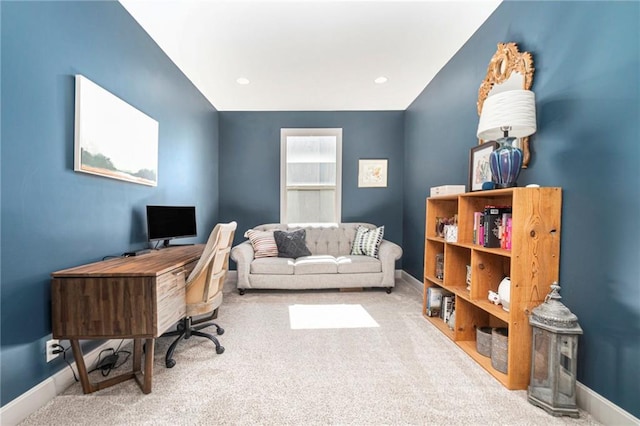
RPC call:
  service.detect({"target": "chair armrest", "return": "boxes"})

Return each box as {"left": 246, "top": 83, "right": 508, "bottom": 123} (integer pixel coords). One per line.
{"left": 230, "top": 241, "right": 254, "bottom": 289}
{"left": 378, "top": 240, "right": 403, "bottom": 287}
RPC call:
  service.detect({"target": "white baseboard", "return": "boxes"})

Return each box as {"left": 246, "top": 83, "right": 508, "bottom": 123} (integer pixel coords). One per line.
{"left": 0, "top": 339, "right": 130, "bottom": 426}
{"left": 577, "top": 382, "right": 639, "bottom": 425}
{"left": 400, "top": 270, "right": 423, "bottom": 295}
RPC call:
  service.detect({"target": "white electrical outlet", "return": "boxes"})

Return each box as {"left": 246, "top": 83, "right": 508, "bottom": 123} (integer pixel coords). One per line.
{"left": 46, "top": 339, "right": 60, "bottom": 363}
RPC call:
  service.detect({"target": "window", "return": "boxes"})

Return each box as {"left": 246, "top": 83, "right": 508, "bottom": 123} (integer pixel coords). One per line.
{"left": 281, "top": 128, "right": 342, "bottom": 224}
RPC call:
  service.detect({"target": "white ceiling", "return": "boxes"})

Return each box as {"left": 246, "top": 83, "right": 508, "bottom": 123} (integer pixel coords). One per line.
{"left": 120, "top": 1, "right": 501, "bottom": 111}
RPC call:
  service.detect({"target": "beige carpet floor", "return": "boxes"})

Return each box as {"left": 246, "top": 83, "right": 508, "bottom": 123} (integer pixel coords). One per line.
{"left": 21, "top": 279, "right": 600, "bottom": 425}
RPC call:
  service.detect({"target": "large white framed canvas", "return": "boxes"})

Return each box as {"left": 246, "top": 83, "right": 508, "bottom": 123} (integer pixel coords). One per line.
{"left": 74, "top": 75, "right": 158, "bottom": 186}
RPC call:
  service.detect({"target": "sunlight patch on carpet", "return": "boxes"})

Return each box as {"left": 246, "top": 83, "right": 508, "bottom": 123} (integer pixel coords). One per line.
{"left": 288, "top": 304, "right": 379, "bottom": 330}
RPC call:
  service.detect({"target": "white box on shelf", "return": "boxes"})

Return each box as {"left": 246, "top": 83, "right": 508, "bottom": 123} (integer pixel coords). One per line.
{"left": 444, "top": 225, "right": 458, "bottom": 242}
{"left": 430, "top": 185, "right": 466, "bottom": 197}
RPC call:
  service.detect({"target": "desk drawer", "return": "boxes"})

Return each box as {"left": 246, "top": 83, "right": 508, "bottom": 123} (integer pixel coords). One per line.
{"left": 52, "top": 276, "right": 156, "bottom": 339}
{"left": 156, "top": 260, "right": 196, "bottom": 334}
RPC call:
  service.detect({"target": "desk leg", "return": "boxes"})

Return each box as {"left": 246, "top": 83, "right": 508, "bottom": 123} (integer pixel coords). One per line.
{"left": 70, "top": 339, "right": 93, "bottom": 394}
{"left": 71, "top": 339, "right": 150, "bottom": 394}
{"left": 133, "top": 338, "right": 155, "bottom": 394}
{"left": 133, "top": 338, "right": 142, "bottom": 372}
{"left": 143, "top": 338, "right": 154, "bottom": 392}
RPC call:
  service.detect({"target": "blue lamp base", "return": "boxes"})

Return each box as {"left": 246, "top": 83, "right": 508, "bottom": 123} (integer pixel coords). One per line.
{"left": 490, "top": 137, "right": 523, "bottom": 188}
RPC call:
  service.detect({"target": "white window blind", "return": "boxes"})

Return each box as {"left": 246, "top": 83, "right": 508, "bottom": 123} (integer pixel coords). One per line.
{"left": 281, "top": 128, "right": 342, "bottom": 225}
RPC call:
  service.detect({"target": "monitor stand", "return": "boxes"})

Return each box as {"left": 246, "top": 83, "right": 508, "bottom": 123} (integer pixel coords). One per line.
{"left": 161, "top": 240, "right": 194, "bottom": 248}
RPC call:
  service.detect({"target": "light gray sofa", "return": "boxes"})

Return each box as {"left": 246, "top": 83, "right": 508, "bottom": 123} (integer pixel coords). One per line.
{"left": 230, "top": 223, "right": 402, "bottom": 294}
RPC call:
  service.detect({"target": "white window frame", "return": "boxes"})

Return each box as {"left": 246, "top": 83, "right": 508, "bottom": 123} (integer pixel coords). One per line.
{"left": 280, "top": 128, "right": 342, "bottom": 225}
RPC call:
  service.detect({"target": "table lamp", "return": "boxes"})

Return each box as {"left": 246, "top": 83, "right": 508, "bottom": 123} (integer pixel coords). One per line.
{"left": 477, "top": 89, "right": 537, "bottom": 188}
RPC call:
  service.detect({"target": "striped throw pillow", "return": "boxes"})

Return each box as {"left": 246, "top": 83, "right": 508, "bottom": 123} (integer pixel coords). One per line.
{"left": 244, "top": 229, "right": 278, "bottom": 258}
{"left": 351, "top": 225, "right": 384, "bottom": 258}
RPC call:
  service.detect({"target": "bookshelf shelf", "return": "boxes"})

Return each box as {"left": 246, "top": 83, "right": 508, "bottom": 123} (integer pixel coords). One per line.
{"left": 458, "top": 340, "right": 509, "bottom": 386}
{"left": 422, "top": 187, "right": 562, "bottom": 390}
{"left": 454, "top": 243, "right": 512, "bottom": 257}
{"left": 474, "top": 299, "right": 510, "bottom": 323}
{"left": 444, "top": 285, "right": 470, "bottom": 301}
{"left": 424, "top": 275, "right": 442, "bottom": 285}
{"left": 426, "top": 236, "right": 445, "bottom": 243}
{"left": 424, "top": 315, "right": 455, "bottom": 339}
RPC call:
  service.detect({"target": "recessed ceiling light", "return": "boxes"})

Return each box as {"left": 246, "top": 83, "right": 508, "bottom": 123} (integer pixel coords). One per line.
{"left": 374, "top": 76, "right": 388, "bottom": 84}
{"left": 236, "top": 77, "right": 250, "bottom": 85}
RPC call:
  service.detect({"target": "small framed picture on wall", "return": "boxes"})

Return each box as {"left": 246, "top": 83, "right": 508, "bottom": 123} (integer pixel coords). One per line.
{"left": 358, "top": 159, "right": 388, "bottom": 188}
{"left": 469, "top": 141, "right": 497, "bottom": 191}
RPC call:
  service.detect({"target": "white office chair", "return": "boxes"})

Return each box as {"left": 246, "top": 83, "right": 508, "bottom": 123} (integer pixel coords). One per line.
{"left": 161, "top": 221, "right": 237, "bottom": 368}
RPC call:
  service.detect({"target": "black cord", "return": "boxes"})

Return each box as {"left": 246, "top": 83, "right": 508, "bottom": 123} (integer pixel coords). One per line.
{"left": 53, "top": 340, "right": 132, "bottom": 381}
{"left": 102, "top": 255, "right": 121, "bottom": 261}
{"left": 114, "top": 350, "right": 131, "bottom": 368}
{"left": 90, "top": 339, "right": 132, "bottom": 377}
{"left": 99, "top": 340, "right": 129, "bottom": 377}
{"left": 108, "top": 339, "right": 131, "bottom": 374}
{"left": 114, "top": 339, "right": 124, "bottom": 353}
{"left": 53, "top": 344, "right": 79, "bottom": 382}
{"left": 101, "top": 364, "right": 114, "bottom": 377}
{"left": 88, "top": 347, "right": 116, "bottom": 374}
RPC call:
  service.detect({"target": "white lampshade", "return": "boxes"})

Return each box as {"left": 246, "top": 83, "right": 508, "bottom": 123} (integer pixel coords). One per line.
{"left": 477, "top": 89, "right": 537, "bottom": 140}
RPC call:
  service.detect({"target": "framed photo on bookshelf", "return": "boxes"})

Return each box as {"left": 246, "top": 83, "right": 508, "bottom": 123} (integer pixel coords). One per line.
{"left": 469, "top": 141, "right": 497, "bottom": 191}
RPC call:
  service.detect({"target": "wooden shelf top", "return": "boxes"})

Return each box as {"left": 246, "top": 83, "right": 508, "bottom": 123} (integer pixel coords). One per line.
{"left": 427, "top": 186, "right": 562, "bottom": 200}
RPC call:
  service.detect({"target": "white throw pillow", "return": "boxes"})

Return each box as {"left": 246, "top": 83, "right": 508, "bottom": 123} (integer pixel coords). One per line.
{"left": 351, "top": 225, "right": 384, "bottom": 258}
{"left": 244, "top": 229, "right": 278, "bottom": 258}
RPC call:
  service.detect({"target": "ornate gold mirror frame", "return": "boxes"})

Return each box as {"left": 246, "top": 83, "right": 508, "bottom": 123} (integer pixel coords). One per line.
{"left": 477, "top": 43, "right": 534, "bottom": 168}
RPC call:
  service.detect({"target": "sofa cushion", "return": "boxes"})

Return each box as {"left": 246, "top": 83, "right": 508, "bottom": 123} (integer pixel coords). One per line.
{"left": 351, "top": 225, "right": 384, "bottom": 258}
{"left": 337, "top": 255, "right": 382, "bottom": 274}
{"left": 294, "top": 255, "right": 338, "bottom": 275}
{"left": 245, "top": 229, "right": 278, "bottom": 258}
{"left": 250, "top": 257, "right": 294, "bottom": 275}
{"left": 274, "top": 229, "right": 312, "bottom": 258}
{"left": 250, "top": 223, "right": 377, "bottom": 257}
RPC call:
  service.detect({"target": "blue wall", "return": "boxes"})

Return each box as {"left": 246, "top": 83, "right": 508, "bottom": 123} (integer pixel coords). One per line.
{"left": 404, "top": 1, "right": 639, "bottom": 417}
{"left": 219, "top": 111, "right": 404, "bottom": 250}
{"left": 0, "top": 1, "right": 219, "bottom": 405}
{"left": 2, "top": 0, "right": 639, "bottom": 418}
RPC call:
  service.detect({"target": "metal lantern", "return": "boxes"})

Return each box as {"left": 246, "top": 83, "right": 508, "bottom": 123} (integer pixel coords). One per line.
{"left": 528, "top": 282, "right": 583, "bottom": 417}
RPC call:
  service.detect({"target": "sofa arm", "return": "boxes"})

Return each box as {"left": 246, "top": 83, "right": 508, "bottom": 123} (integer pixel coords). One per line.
{"left": 230, "top": 241, "right": 254, "bottom": 289}
{"left": 378, "top": 240, "right": 403, "bottom": 287}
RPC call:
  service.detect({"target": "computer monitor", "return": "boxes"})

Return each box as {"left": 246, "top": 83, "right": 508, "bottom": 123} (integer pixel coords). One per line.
{"left": 146, "top": 205, "right": 197, "bottom": 247}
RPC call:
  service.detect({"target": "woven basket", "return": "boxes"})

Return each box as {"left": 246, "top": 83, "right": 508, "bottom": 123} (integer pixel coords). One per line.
{"left": 476, "top": 327, "right": 492, "bottom": 357}
{"left": 491, "top": 327, "right": 509, "bottom": 373}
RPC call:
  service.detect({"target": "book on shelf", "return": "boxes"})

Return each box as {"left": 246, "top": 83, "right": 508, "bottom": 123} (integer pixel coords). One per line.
{"left": 435, "top": 253, "right": 444, "bottom": 280}
{"left": 441, "top": 294, "right": 455, "bottom": 323}
{"left": 483, "top": 206, "right": 512, "bottom": 248}
{"left": 426, "top": 286, "right": 443, "bottom": 317}
{"left": 503, "top": 217, "right": 513, "bottom": 250}
{"left": 500, "top": 214, "right": 512, "bottom": 249}
{"left": 473, "top": 211, "right": 485, "bottom": 245}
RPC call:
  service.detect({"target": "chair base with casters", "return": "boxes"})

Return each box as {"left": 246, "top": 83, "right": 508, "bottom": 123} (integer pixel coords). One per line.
{"left": 162, "top": 310, "right": 225, "bottom": 368}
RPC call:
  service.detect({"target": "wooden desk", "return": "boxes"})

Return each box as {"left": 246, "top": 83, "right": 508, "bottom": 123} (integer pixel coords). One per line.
{"left": 51, "top": 245, "right": 203, "bottom": 394}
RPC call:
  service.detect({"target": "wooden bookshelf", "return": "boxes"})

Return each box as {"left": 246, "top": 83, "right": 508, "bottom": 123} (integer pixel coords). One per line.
{"left": 422, "top": 187, "right": 562, "bottom": 390}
